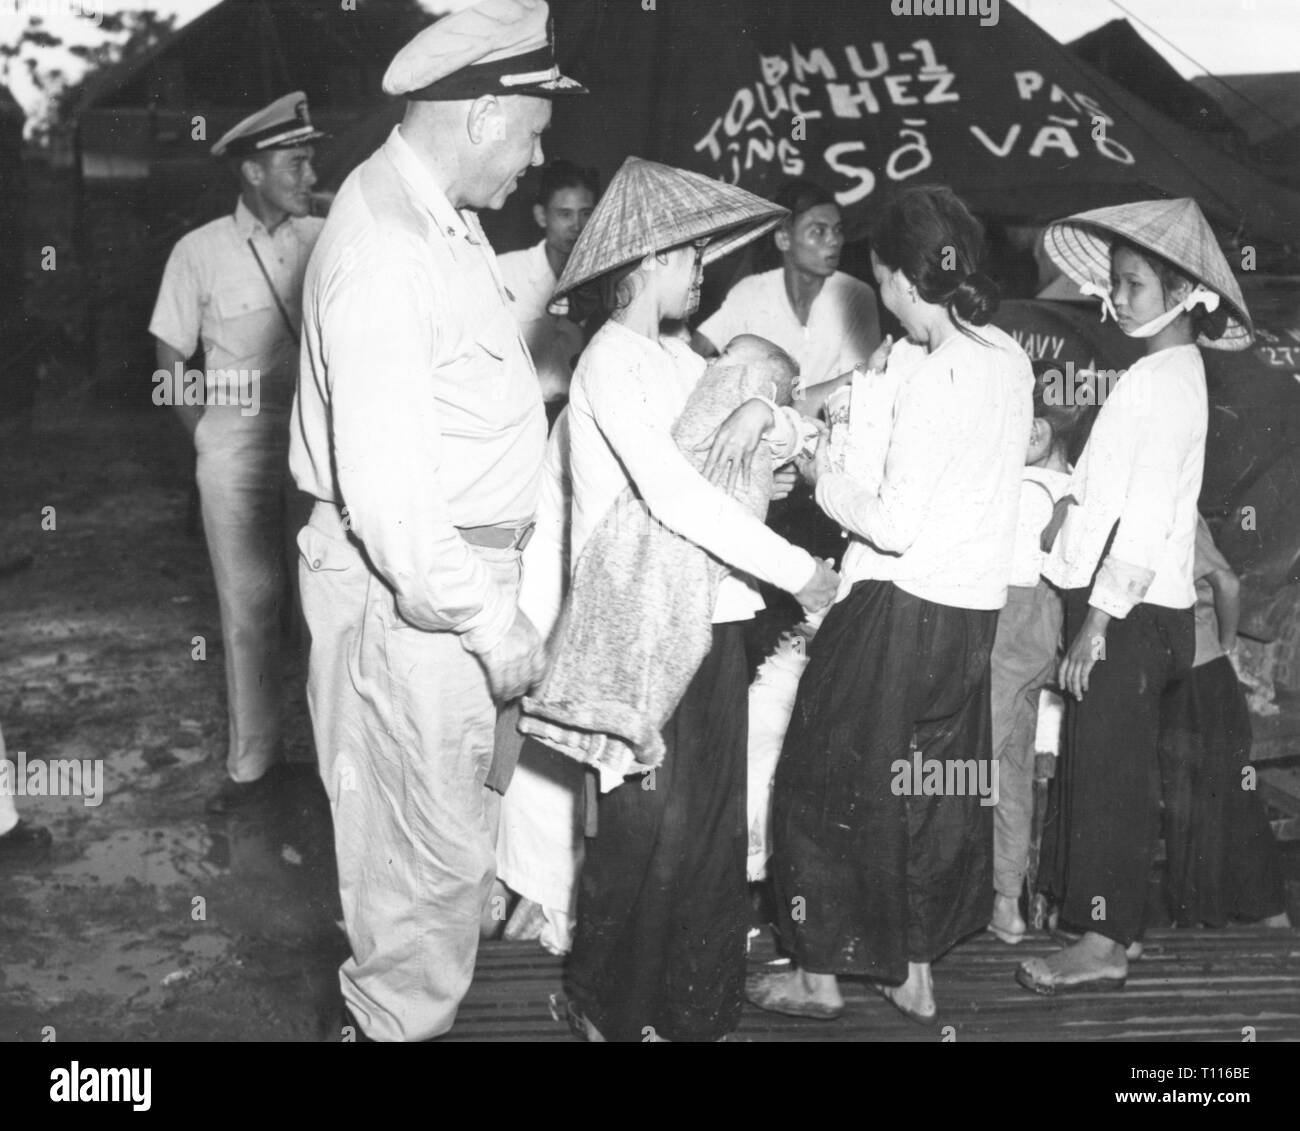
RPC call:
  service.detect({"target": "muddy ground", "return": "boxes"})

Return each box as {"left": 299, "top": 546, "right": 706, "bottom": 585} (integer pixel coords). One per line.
{"left": 1, "top": 403, "right": 346, "bottom": 1042}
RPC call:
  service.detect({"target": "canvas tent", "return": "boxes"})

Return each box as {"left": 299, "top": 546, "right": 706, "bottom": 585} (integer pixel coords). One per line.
{"left": 508, "top": 0, "right": 1300, "bottom": 247}
{"left": 1067, "top": 18, "right": 1244, "bottom": 150}
{"left": 74, "top": 0, "right": 426, "bottom": 184}
{"left": 1192, "top": 72, "right": 1300, "bottom": 192}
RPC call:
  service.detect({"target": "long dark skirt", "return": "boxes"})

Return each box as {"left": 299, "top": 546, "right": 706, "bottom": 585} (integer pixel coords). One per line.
{"left": 1042, "top": 589, "right": 1195, "bottom": 945}
{"left": 772, "top": 579, "right": 998, "bottom": 985}
{"left": 1159, "top": 655, "right": 1285, "bottom": 925}
{"left": 564, "top": 622, "right": 748, "bottom": 1042}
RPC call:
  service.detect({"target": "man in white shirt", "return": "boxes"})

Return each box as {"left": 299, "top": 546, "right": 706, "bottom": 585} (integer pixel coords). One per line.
{"left": 150, "top": 91, "right": 327, "bottom": 815}
{"left": 496, "top": 160, "right": 597, "bottom": 419}
{"left": 290, "top": 0, "right": 586, "bottom": 1042}
{"left": 694, "top": 179, "right": 881, "bottom": 390}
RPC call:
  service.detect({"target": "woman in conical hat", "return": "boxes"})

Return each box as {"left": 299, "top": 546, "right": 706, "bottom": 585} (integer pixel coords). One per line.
{"left": 1019, "top": 197, "right": 1254, "bottom": 995}
{"left": 547, "top": 158, "right": 840, "bottom": 1042}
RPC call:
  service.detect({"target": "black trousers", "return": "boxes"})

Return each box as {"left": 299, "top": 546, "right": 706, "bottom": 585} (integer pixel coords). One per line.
{"left": 773, "top": 580, "right": 998, "bottom": 984}
{"left": 1159, "top": 655, "right": 1285, "bottom": 925}
{"left": 565, "top": 623, "right": 748, "bottom": 1042}
{"left": 1048, "top": 589, "right": 1194, "bottom": 945}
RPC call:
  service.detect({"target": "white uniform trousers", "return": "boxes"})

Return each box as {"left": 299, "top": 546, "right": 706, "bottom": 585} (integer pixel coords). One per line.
{"left": 195, "top": 407, "right": 303, "bottom": 782}
{"left": 298, "top": 500, "right": 518, "bottom": 1042}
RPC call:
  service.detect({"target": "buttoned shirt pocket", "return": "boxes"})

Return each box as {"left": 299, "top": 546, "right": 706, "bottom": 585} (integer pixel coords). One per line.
{"left": 208, "top": 279, "right": 297, "bottom": 400}
{"left": 298, "top": 522, "right": 355, "bottom": 575}
{"left": 212, "top": 281, "right": 278, "bottom": 321}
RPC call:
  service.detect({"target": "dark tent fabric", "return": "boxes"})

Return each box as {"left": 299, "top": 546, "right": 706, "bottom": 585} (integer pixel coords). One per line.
{"left": 527, "top": 0, "right": 1300, "bottom": 244}
{"left": 1192, "top": 72, "right": 1300, "bottom": 194}
{"left": 1068, "top": 18, "right": 1244, "bottom": 146}
{"left": 323, "top": 1, "right": 1300, "bottom": 251}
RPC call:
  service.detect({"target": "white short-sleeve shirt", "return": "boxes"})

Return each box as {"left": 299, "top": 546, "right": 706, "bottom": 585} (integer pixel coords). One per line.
{"left": 697, "top": 267, "right": 881, "bottom": 388}
{"left": 496, "top": 239, "right": 582, "bottom": 402}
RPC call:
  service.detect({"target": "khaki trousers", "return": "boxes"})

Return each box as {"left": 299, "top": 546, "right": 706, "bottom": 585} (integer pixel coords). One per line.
{"left": 989, "top": 581, "right": 1063, "bottom": 899}
{"left": 195, "top": 408, "right": 307, "bottom": 781}
{"left": 298, "top": 501, "right": 518, "bottom": 1042}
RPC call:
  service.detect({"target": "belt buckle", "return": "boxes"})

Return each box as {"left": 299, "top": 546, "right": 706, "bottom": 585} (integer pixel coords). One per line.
{"left": 514, "top": 522, "right": 536, "bottom": 552}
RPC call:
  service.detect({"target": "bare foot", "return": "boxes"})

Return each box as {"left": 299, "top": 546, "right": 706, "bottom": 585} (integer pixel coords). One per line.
{"left": 1018, "top": 931, "right": 1127, "bottom": 994}
{"left": 746, "top": 967, "right": 844, "bottom": 1018}
{"left": 883, "top": 961, "right": 935, "bottom": 1019}
{"left": 990, "top": 894, "right": 1026, "bottom": 943}
{"left": 504, "top": 896, "right": 547, "bottom": 942}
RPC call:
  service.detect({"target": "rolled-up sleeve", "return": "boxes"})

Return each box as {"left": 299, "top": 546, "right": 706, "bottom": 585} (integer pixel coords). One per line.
{"left": 325, "top": 243, "right": 514, "bottom": 653}
{"left": 586, "top": 358, "right": 816, "bottom": 596}
{"left": 816, "top": 366, "right": 954, "bottom": 554}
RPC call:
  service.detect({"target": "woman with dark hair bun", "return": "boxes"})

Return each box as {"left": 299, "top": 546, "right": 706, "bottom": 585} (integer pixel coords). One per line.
{"left": 748, "top": 184, "right": 1032, "bottom": 1025}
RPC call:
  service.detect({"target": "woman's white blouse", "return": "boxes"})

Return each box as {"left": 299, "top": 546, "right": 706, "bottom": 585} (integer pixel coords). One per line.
{"left": 816, "top": 325, "right": 1034, "bottom": 611}
{"left": 1044, "top": 343, "right": 1206, "bottom": 616}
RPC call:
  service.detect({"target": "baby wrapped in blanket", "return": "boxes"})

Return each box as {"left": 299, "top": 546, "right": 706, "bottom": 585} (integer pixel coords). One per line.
{"left": 520, "top": 335, "right": 807, "bottom": 788}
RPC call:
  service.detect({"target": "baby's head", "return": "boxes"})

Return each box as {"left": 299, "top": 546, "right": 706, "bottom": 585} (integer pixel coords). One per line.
{"left": 715, "top": 334, "right": 800, "bottom": 405}
{"left": 1029, "top": 358, "right": 1095, "bottom": 467}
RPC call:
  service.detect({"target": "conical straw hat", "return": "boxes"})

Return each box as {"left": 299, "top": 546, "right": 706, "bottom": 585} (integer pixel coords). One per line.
{"left": 553, "top": 157, "right": 788, "bottom": 298}
{"left": 1043, "top": 198, "right": 1252, "bottom": 350}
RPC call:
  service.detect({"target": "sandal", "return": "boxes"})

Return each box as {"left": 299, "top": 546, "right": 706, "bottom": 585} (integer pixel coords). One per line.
{"left": 745, "top": 972, "right": 843, "bottom": 1020}
{"left": 1015, "top": 956, "right": 1126, "bottom": 996}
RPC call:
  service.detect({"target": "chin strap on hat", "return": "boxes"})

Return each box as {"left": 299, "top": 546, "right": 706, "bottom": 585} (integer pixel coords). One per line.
{"left": 1079, "top": 281, "right": 1119, "bottom": 323}
{"left": 1081, "top": 281, "right": 1220, "bottom": 339}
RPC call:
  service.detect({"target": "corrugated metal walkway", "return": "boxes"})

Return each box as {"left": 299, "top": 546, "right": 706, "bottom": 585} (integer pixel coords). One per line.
{"left": 447, "top": 927, "right": 1300, "bottom": 1041}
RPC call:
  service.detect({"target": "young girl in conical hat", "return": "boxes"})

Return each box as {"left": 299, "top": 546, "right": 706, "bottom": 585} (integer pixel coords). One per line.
{"left": 548, "top": 157, "right": 840, "bottom": 1042}
{"left": 1019, "top": 198, "right": 1256, "bottom": 994}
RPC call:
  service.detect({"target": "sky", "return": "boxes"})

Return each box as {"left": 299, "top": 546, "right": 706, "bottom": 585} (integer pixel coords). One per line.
{"left": 1, "top": 0, "right": 1296, "bottom": 125}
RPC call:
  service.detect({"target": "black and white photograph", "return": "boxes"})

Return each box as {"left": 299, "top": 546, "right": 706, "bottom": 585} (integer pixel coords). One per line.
{"left": 1, "top": 0, "right": 1298, "bottom": 1095}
